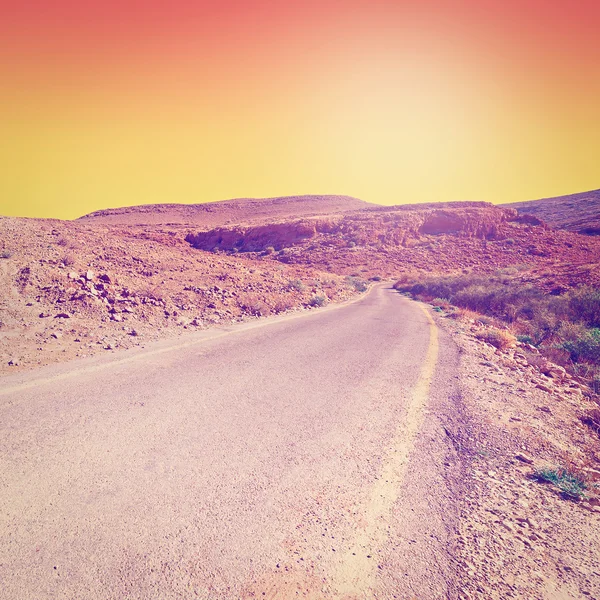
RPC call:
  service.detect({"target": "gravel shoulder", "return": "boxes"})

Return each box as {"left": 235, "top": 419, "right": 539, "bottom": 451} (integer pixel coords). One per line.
{"left": 432, "top": 305, "right": 600, "bottom": 599}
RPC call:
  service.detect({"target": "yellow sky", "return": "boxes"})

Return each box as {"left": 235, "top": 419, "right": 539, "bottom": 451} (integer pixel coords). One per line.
{"left": 1, "top": 0, "right": 599, "bottom": 219}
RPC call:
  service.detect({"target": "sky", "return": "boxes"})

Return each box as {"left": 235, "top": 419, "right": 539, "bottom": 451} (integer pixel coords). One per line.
{"left": 1, "top": 0, "right": 599, "bottom": 219}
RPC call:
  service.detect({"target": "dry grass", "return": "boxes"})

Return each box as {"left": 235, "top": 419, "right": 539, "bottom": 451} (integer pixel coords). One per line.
{"left": 271, "top": 294, "right": 296, "bottom": 313}
{"left": 62, "top": 253, "right": 76, "bottom": 267}
{"left": 238, "top": 292, "right": 271, "bottom": 317}
{"left": 309, "top": 295, "right": 327, "bottom": 307}
{"left": 533, "top": 466, "right": 589, "bottom": 500}
{"left": 475, "top": 328, "right": 516, "bottom": 350}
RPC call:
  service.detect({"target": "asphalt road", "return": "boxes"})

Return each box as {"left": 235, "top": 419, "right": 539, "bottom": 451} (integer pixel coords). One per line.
{"left": 0, "top": 284, "right": 462, "bottom": 599}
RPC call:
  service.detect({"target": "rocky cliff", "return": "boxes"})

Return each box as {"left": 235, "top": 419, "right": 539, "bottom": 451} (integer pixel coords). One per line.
{"left": 186, "top": 203, "right": 520, "bottom": 253}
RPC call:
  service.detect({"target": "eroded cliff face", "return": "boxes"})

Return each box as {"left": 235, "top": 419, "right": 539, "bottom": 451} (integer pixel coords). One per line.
{"left": 185, "top": 220, "right": 322, "bottom": 252}
{"left": 186, "top": 204, "right": 521, "bottom": 253}
{"left": 418, "top": 207, "right": 518, "bottom": 237}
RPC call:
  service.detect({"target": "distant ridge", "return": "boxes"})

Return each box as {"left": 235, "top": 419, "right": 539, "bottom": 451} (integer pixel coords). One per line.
{"left": 503, "top": 189, "right": 600, "bottom": 235}
{"left": 77, "top": 195, "right": 374, "bottom": 227}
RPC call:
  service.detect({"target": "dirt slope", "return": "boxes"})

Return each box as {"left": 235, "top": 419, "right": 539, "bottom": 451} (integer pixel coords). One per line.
{"left": 505, "top": 189, "right": 600, "bottom": 235}
{"left": 436, "top": 306, "right": 600, "bottom": 599}
{"left": 0, "top": 216, "right": 358, "bottom": 375}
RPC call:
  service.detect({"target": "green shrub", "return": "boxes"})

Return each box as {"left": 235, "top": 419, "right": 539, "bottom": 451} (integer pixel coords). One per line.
{"left": 533, "top": 467, "right": 587, "bottom": 500}
{"left": 569, "top": 286, "right": 600, "bottom": 327}
{"left": 557, "top": 320, "right": 589, "bottom": 342}
{"left": 560, "top": 328, "right": 600, "bottom": 363}
{"left": 288, "top": 279, "right": 306, "bottom": 292}
{"left": 453, "top": 285, "right": 498, "bottom": 314}
{"left": 309, "top": 295, "right": 327, "bottom": 307}
{"left": 529, "top": 305, "right": 561, "bottom": 345}
{"left": 394, "top": 270, "right": 600, "bottom": 380}
{"left": 432, "top": 297, "right": 452, "bottom": 311}
{"left": 396, "top": 273, "right": 543, "bottom": 323}
{"left": 345, "top": 276, "right": 368, "bottom": 293}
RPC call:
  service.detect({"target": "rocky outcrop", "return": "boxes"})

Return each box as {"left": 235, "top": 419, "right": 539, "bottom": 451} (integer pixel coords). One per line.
{"left": 186, "top": 220, "right": 323, "bottom": 252}
{"left": 186, "top": 204, "right": 520, "bottom": 252}
{"left": 418, "top": 207, "right": 517, "bottom": 238}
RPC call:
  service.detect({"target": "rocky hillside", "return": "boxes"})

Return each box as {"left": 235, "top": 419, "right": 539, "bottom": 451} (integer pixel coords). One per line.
{"left": 0, "top": 217, "right": 359, "bottom": 375}
{"left": 505, "top": 189, "right": 600, "bottom": 235}
{"left": 186, "top": 202, "right": 600, "bottom": 290}
{"left": 185, "top": 203, "right": 519, "bottom": 253}
{"left": 78, "top": 195, "right": 372, "bottom": 226}
{"left": 3, "top": 198, "right": 600, "bottom": 375}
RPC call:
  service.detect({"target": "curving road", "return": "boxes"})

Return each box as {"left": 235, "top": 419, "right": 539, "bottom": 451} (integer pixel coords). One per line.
{"left": 0, "top": 285, "right": 462, "bottom": 599}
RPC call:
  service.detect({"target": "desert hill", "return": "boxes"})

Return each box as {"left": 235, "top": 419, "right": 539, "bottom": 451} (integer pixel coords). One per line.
{"left": 185, "top": 201, "right": 600, "bottom": 291}
{"left": 3, "top": 194, "right": 600, "bottom": 600}
{"left": 2, "top": 196, "right": 600, "bottom": 374}
{"left": 78, "top": 195, "right": 372, "bottom": 226}
{"left": 504, "top": 188, "right": 600, "bottom": 235}
{"left": 185, "top": 202, "right": 520, "bottom": 253}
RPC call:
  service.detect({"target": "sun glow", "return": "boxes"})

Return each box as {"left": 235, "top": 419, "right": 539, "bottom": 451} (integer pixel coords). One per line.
{"left": 1, "top": 0, "right": 599, "bottom": 218}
